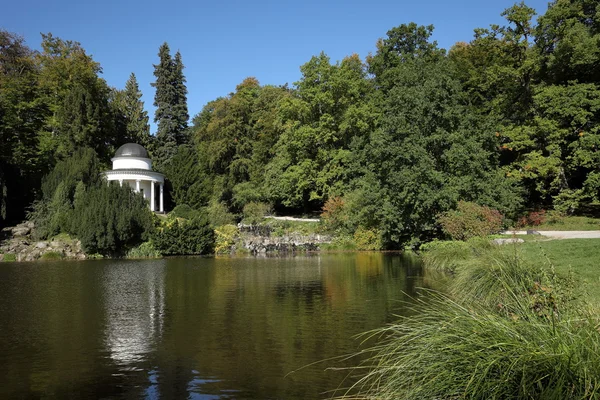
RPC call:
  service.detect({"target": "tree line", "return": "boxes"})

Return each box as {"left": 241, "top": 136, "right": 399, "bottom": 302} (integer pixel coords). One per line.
{"left": 1, "top": 0, "right": 599, "bottom": 251}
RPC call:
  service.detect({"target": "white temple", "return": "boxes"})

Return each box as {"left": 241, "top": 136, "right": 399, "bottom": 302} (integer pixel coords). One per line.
{"left": 103, "top": 143, "right": 165, "bottom": 213}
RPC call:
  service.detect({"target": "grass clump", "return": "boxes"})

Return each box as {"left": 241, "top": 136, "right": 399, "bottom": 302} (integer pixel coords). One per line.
{"left": 420, "top": 237, "right": 492, "bottom": 272}
{"left": 40, "top": 251, "right": 64, "bottom": 260}
{"left": 1, "top": 253, "right": 16, "bottom": 262}
{"left": 349, "top": 293, "right": 600, "bottom": 400}
{"left": 344, "top": 247, "right": 600, "bottom": 400}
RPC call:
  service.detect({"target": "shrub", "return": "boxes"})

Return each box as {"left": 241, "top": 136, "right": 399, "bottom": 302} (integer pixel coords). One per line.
{"left": 438, "top": 201, "right": 503, "bottom": 241}
{"left": 517, "top": 209, "right": 547, "bottom": 228}
{"left": 242, "top": 202, "right": 272, "bottom": 225}
{"left": 71, "top": 183, "right": 154, "bottom": 255}
{"left": 353, "top": 226, "right": 382, "bottom": 251}
{"left": 553, "top": 189, "right": 585, "bottom": 215}
{"left": 321, "top": 196, "right": 348, "bottom": 231}
{"left": 207, "top": 200, "right": 236, "bottom": 227}
{"left": 170, "top": 204, "right": 199, "bottom": 220}
{"left": 126, "top": 241, "right": 162, "bottom": 258}
{"left": 153, "top": 215, "right": 215, "bottom": 255}
{"left": 214, "top": 224, "right": 239, "bottom": 254}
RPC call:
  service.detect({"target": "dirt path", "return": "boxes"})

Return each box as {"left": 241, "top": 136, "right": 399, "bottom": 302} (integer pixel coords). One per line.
{"left": 503, "top": 230, "right": 600, "bottom": 239}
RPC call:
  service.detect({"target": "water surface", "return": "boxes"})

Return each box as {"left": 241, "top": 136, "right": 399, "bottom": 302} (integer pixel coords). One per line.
{"left": 0, "top": 253, "right": 426, "bottom": 399}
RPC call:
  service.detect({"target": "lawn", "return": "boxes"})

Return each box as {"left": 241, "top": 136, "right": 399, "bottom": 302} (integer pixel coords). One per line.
{"left": 520, "top": 238, "right": 600, "bottom": 305}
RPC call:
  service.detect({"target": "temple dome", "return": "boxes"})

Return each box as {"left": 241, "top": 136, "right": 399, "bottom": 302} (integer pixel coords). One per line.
{"left": 114, "top": 143, "right": 149, "bottom": 159}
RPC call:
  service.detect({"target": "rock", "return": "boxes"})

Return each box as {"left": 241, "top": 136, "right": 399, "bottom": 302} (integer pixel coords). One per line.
{"left": 35, "top": 242, "right": 48, "bottom": 249}
{"left": 526, "top": 230, "right": 541, "bottom": 235}
{"left": 11, "top": 225, "right": 31, "bottom": 237}
{"left": 492, "top": 238, "right": 525, "bottom": 245}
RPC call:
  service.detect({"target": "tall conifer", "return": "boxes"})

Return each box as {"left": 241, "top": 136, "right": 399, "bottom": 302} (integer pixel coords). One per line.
{"left": 122, "top": 73, "right": 150, "bottom": 148}
{"left": 173, "top": 51, "right": 189, "bottom": 144}
{"left": 151, "top": 43, "right": 189, "bottom": 169}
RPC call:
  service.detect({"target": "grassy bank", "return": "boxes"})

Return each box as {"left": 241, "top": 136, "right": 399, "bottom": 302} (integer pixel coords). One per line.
{"left": 521, "top": 238, "right": 600, "bottom": 305}
{"left": 342, "top": 238, "right": 600, "bottom": 399}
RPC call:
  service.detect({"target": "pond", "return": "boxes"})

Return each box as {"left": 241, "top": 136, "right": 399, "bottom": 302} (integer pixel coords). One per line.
{"left": 0, "top": 253, "right": 431, "bottom": 399}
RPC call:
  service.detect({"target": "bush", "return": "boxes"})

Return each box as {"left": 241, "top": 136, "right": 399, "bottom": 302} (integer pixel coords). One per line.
{"left": 71, "top": 183, "right": 154, "bottom": 255}
{"left": 321, "top": 196, "right": 348, "bottom": 231}
{"left": 126, "top": 241, "right": 162, "bottom": 258}
{"left": 170, "top": 204, "right": 199, "bottom": 220}
{"left": 517, "top": 209, "right": 547, "bottom": 228}
{"left": 553, "top": 189, "right": 585, "bottom": 215}
{"left": 214, "top": 224, "right": 239, "bottom": 254}
{"left": 353, "top": 226, "right": 382, "bottom": 250}
{"left": 242, "top": 202, "right": 272, "bottom": 225}
{"left": 153, "top": 215, "right": 215, "bottom": 255}
{"left": 207, "top": 200, "right": 236, "bottom": 227}
{"left": 438, "top": 201, "right": 504, "bottom": 241}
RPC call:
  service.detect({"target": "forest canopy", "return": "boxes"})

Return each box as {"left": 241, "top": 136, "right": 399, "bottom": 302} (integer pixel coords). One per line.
{"left": 1, "top": 0, "right": 599, "bottom": 249}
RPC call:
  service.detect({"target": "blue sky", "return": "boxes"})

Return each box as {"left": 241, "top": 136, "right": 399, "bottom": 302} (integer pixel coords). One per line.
{"left": 2, "top": 0, "right": 550, "bottom": 134}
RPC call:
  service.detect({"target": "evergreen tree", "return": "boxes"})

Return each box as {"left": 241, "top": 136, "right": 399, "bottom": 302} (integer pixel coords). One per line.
{"left": 152, "top": 43, "right": 189, "bottom": 169}
{"left": 173, "top": 51, "right": 189, "bottom": 144}
{"left": 121, "top": 73, "right": 151, "bottom": 148}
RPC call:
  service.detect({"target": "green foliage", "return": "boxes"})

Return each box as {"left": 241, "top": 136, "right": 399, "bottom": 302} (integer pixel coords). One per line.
{"left": 206, "top": 200, "right": 236, "bottom": 227}
{"left": 40, "top": 251, "right": 63, "bottom": 260}
{"left": 30, "top": 148, "right": 102, "bottom": 239}
{"left": 126, "top": 241, "right": 161, "bottom": 258}
{"left": 438, "top": 201, "right": 504, "bottom": 241}
{"left": 152, "top": 215, "right": 215, "bottom": 255}
{"left": 242, "top": 202, "right": 272, "bottom": 225}
{"left": 1, "top": 253, "right": 16, "bottom": 262}
{"left": 349, "top": 248, "right": 599, "bottom": 400}
{"left": 265, "top": 53, "right": 376, "bottom": 210}
{"left": 353, "top": 226, "right": 382, "bottom": 251}
{"left": 3, "top": 0, "right": 600, "bottom": 249}
{"left": 152, "top": 44, "right": 189, "bottom": 170}
{"left": 163, "top": 145, "right": 210, "bottom": 209}
{"left": 112, "top": 73, "right": 151, "bottom": 148}
{"left": 169, "top": 204, "right": 200, "bottom": 220}
{"left": 71, "top": 183, "right": 154, "bottom": 255}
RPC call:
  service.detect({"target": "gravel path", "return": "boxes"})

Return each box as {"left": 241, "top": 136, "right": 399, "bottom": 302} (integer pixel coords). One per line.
{"left": 502, "top": 230, "right": 600, "bottom": 239}
{"left": 265, "top": 216, "right": 320, "bottom": 222}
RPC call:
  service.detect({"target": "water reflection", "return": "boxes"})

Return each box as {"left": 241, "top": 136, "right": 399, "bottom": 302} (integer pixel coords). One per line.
{"left": 102, "top": 261, "right": 166, "bottom": 365}
{"left": 0, "top": 253, "right": 428, "bottom": 399}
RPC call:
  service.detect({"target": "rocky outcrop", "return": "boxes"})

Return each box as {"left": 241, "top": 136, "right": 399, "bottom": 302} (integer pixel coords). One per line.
{"left": 236, "top": 224, "right": 332, "bottom": 254}
{"left": 0, "top": 222, "right": 87, "bottom": 261}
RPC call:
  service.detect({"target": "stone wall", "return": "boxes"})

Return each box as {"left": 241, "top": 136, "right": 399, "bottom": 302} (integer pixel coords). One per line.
{"left": 235, "top": 224, "right": 332, "bottom": 254}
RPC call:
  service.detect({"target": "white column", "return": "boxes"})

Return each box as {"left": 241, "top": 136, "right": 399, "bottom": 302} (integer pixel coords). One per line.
{"left": 159, "top": 183, "right": 164, "bottom": 213}
{"left": 136, "top": 180, "right": 140, "bottom": 193}
{"left": 150, "top": 181, "right": 155, "bottom": 212}
{"left": 119, "top": 179, "right": 123, "bottom": 187}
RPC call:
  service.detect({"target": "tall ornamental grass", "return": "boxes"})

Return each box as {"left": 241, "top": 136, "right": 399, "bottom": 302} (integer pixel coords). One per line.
{"left": 343, "top": 250, "right": 600, "bottom": 399}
